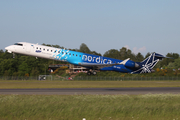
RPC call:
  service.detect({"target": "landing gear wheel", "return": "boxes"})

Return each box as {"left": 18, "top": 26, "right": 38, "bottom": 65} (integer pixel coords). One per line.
{"left": 92, "top": 71, "right": 97, "bottom": 75}
{"left": 87, "top": 71, "right": 91, "bottom": 75}
{"left": 13, "top": 53, "right": 15, "bottom": 59}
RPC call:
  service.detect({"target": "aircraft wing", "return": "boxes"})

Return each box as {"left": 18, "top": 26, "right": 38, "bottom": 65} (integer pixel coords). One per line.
{"left": 78, "top": 62, "right": 118, "bottom": 68}
{"left": 78, "top": 58, "right": 130, "bottom": 69}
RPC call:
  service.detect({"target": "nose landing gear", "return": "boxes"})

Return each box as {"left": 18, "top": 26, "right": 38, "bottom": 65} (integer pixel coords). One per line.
{"left": 13, "top": 53, "right": 15, "bottom": 59}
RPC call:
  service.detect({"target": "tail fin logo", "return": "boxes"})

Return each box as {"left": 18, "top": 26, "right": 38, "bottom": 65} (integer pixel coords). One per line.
{"left": 131, "top": 53, "right": 164, "bottom": 74}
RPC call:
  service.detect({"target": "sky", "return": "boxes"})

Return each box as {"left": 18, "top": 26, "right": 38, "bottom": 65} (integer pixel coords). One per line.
{"left": 1, "top": 0, "right": 180, "bottom": 56}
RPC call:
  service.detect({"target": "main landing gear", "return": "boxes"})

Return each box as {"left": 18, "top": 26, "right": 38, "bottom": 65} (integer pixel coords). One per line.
{"left": 87, "top": 70, "right": 97, "bottom": 75}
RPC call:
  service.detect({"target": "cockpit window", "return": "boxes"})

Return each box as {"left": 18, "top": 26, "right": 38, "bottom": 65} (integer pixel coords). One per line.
{"left": 14, "top": 43, "right": 23, "bottom": 46}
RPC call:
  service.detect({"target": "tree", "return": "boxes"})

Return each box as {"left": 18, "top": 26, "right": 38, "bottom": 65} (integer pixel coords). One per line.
{"left": 145, "top": 52, "right": 151, "bottom": 58}
{"left": 30, "top": 67, "right": 40, "bottom": 76}
{"left": 119, "top": 47, "right": 127, "bottom": 60}
{"left": 91, "top": 51, "right": 102, "bottom": 56}
{"left": 18, "top": 61, "right": 30, "bottom": 76}
{"left": 174, "top": 58, "right": 180, "bottom": 69}
{"left": 167, "top": 62, "right": 175, "bottom": 68}
{"left": 166, "top": 53, "right": 179, "bottom": 64}
{"left": 3, "top": 51, "right": 13, "bottom": 59}
{"left": 104, "top": 47, "right": 137, "bottom": 61}
{"left": 79, "top": 43, "right": 91, "bottom": 54}
{"left": 135, "top": 52, "right": 144, "bottom": 62}
{"left": 157, "top": 53, "right": 179, "bottom": 68}
{"left": 126, "top": 49, "right": 134, "bottom": 60}
{"left": 0, "top": 59, "right": 17, "bottom": 76}
{"left": 0, "top": 49, "right": 4, "bottom": 58}
{"left": 3, "top": 70, "right": 10, "bottom": 76}
{"left": 103, "top": 49, "right": 120, "bottom": 59}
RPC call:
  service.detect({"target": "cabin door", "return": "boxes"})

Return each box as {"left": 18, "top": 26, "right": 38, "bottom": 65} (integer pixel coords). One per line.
{"left": 24, "top": 44, "right": 30, "bottom": 53}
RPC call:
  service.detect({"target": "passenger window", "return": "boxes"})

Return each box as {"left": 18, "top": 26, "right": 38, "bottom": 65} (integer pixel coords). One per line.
{"left": 76, "top": 54, "right": 77, "bottom": 56}
{"left": 47, "top": 49, "right": 49, "bottom": 51}
{"left": 40, "top": 48, "right": 41, "bottom": 50}
{"left": 43, "top": 49, "right": 45, "bottom": 51}
{"left": 36, "top": 47, "right": 38, "bottom": 49}
{"left": 58, "top": 51, "right": 60, "bottom": 53}
{"left": 80, "top": 55, "right": 81, "bottom": 57}
{"left": 62, "top": 52, "right": 64, "bottom": 54}
{"left": 51, "top": 50, "right": 52, "bottom": 52}
{"left": 69, "top": 53, "right": 71, "bottom": 55}
{"left": 73, "top": 54, "right": 74, "bottom": 56}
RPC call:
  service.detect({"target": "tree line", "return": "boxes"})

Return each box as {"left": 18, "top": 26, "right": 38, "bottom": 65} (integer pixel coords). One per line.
{"left": 0, "top": 43, "right": 180, "bottom": 76}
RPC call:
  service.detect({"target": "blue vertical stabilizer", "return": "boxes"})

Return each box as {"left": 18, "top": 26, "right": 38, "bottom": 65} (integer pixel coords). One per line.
{"left": 131, "top": 53, "right": 165, "bottom": 74}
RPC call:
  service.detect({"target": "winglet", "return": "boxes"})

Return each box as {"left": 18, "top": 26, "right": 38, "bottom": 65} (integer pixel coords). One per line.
{"left": 119, "top": 58, "right": 130, "bottom": 65}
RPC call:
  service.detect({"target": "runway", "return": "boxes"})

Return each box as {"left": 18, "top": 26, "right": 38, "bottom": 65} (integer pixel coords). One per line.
{"left": 0, "top": 87, "right": 180, "bottom": 95}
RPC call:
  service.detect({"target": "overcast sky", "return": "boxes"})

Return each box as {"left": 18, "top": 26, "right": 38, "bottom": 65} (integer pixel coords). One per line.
{"left": 1, "top": 0, "right": 180, "bottom": 56}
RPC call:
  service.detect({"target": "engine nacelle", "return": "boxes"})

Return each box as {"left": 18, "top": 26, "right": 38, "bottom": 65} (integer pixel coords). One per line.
{"left": 124, "top": 60, "right": 140, "bottom": 68}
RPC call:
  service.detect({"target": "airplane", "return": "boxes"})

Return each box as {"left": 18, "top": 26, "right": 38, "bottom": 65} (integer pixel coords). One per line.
{"left": 5, "top": 42, "right": 166, "bottom": 75}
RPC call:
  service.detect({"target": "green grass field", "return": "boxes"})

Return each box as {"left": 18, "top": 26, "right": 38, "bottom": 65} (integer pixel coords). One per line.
{"left": 0, "top": 94, "right": 180, "bottom": 120}
{"left": 1, "top": 80, "right": 180, "bottom": 120}
{"left": 0, "top": 80, "right": 180, "bottom": 89}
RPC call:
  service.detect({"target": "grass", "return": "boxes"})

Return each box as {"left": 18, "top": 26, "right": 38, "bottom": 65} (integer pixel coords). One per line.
{"left": 0, "top": 94, "right": 180, "bottom": 120}
{"left": 0, "top": 81, "right": 180, "bottom": 120}
{"left": 0, "top": 80, "right": 180, "bottom": 89}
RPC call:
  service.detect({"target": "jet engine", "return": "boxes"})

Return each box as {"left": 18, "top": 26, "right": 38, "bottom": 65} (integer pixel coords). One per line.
{"left": 124, "top": 60, "right": 140, "bottom": 68}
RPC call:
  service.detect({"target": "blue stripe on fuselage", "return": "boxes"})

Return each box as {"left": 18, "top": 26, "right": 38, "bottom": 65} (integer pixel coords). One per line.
{"left": 52, "top": 49, "right": 83, "bottom": 64}
{"left": 51, "top": 50, "right": 135, "bottom": 73}
{"left": 52, "top": 49, "right": 124, "bottom": 65}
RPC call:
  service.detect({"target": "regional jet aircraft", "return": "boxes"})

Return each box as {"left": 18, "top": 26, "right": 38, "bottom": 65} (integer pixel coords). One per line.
{"left": 5, "top": 42, "right": 166, "bottom": 75}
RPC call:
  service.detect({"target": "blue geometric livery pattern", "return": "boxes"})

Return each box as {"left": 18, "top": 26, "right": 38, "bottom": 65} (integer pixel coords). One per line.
{"left": 131, "top": 53, "right": 165, "bottom": 74}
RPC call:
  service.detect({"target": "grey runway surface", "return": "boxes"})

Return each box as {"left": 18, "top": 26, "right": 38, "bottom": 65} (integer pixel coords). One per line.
{"left": 0, "top": 87, "right": 180, "bottom": 95}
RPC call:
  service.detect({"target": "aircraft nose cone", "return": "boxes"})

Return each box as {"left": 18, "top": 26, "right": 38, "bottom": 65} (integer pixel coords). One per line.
{"left": 5, "top": 46, "right": 12, "bottom": 50}
{"left": 5, "top": 46, "right": 9, "bottom": 50}
{"left": 5, "top": 46, "right": 13, "bottom": 53}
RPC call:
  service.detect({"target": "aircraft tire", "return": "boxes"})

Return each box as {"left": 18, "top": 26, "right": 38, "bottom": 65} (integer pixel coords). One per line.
{"left": 92, "top": 71, "right": 97, "bottom": 75}
{"left": 87, "top": 71, "right": 91, "bottom": 75}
